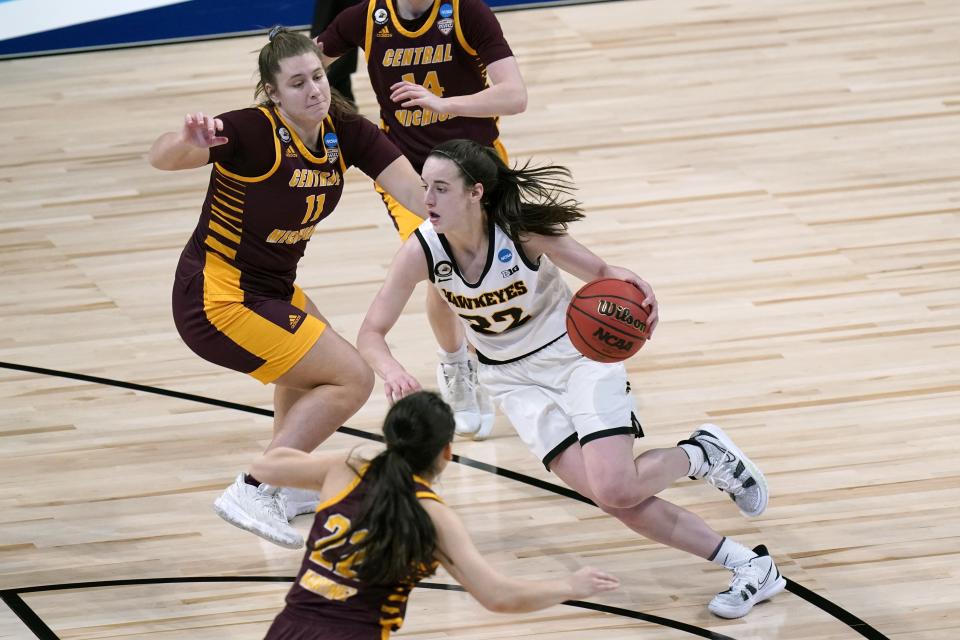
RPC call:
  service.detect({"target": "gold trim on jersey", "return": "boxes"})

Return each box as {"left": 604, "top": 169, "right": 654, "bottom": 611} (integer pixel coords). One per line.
{"left": 451, "top": 0, "right": 476, "bottom": 56}
{"left": 364, "top": 0, "right": 377, "bottom": 66}
{"left": 214, "top": 107, "right": 282, "bottom": 183}
{"left": 274, "top": 112, "right": 349, "bottom": 175}
{"left": 385, "top": 0, "right": 441, "bottom": 38}
{"left": 315, "top": 464, "right": 369, "bottom": 513}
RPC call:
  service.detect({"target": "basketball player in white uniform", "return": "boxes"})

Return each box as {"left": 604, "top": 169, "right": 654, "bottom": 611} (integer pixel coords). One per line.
{"left": 357, "top": 139, "right": 786, "bottom": 619}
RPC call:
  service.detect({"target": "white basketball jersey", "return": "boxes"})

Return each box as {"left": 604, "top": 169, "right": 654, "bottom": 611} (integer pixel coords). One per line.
{"left": 414, "top": 220, "right": 571, "bottom": 362}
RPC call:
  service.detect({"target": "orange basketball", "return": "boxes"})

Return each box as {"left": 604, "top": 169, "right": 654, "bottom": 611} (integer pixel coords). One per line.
{"left": 565, "top": 279, "right": 651, "bottom": 363}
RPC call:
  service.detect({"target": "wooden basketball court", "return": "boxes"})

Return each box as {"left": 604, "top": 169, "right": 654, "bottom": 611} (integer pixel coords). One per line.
{"left": 1, "top": 0, "right": 958, "bottom": 638}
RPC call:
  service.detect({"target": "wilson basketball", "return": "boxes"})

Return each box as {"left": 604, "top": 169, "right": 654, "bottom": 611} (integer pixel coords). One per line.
{"left": 566, "top": 279, "right": 651, "bottom": 363}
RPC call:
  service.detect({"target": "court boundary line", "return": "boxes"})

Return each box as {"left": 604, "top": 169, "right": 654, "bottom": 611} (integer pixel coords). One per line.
{"left": 0, "top": 360, "right": 890, "bottom": 640}
{"left": 1, "top": 577, "right": 737, "bottom": 640}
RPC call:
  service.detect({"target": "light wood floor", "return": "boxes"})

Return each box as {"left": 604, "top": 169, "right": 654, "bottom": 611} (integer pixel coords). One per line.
{"left": 2, "top": 0, "right": 959, "bottom": 638}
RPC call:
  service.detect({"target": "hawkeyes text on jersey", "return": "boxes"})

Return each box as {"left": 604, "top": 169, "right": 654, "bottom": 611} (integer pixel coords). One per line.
{"left": 414, "top": 220, "right": 571, "bottom": 362}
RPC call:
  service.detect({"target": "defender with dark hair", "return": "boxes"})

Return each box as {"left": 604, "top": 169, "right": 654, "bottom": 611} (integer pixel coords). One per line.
{"left": 147, "top": 27, "right": 427, "bottom": 550}
{"left": 252, "top": 391, "right": 619, "bottom": 639}
{"left": 357, "top": 139, "right": 787, "bottom": 619}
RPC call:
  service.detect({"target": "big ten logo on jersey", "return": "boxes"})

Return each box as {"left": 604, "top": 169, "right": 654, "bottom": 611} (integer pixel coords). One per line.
{"left": 299, "top": 513, "right": 368, "bottom": 602}
{"left": 323, "top": 132, "right": 339, "bottom": 163}
{"left": 437, "top": 3, "right": 454, "bottom": 35}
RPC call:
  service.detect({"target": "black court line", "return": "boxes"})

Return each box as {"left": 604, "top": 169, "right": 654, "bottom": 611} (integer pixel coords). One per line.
{"left": 0, "top": 360, "right": 890, "bottom": 640}
{"left": 1, "top": 577, "right": 736, "bottom": 640}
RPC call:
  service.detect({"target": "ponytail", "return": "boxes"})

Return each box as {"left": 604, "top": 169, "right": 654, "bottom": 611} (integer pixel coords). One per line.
{"left": 329, "top": 391, "right": 455, "bottom": 585}
{"left": 428, "top": 139, "right": 584, "bottom": 241}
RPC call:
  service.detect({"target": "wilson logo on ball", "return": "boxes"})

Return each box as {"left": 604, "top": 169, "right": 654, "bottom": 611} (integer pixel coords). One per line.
{"left": 597, "top": 299, "right": 647, "bottom": 332}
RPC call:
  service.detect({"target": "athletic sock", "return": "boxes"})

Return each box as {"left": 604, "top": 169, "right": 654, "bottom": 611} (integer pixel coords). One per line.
{"left": 709, "top": 536, "right": 757, "bottom": 569}
{"left": 679, "top": 443, "right": 706, "bottom": 477}
{"left": 438, "top": 341, "right": 468, "bottom": 364}
{"left": 244, "top": 473, "right": 262, "bottom": 488}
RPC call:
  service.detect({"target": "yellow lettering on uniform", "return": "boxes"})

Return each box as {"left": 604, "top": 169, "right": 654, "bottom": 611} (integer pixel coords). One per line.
{"left": 444, "top": 43, "right": 452, "bottom": 61}
{"left": 413, "top": 47, "right": 424, "bottom": 65}
{"left": 289, "top": 169, "right": 301, "bottom": 187}
{"left": 296, "top": 170, "right": 308, "bottom": 188}
{"left": 401, "top": 49, "right": 414, "bottom": 66}
{"left": 382, "top": 49, "right": 394, "bottom": 66}
{"left": 421, "top": 47, "right": 433, "bottom": 65}
{"left": 432, "top": 45, "right": 443, "bottom": 64}
{"left": 266, "top": 229, "right": 285, "bottom": 243}
{"left": 412, "top": 110, "right": 422, "bottom": 126}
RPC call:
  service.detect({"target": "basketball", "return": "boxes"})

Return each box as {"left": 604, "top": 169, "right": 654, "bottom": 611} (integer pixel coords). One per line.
{"left": 565, "top": 279, "right": 651, "bottom": 363}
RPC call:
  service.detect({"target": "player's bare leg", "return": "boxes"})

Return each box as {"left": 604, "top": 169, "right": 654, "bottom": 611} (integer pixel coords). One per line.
{"left": 215, "top": 304, "right": 373, "bottom": 548}
{"left": 549, "top": 441, "right": 784, "bottom": 617}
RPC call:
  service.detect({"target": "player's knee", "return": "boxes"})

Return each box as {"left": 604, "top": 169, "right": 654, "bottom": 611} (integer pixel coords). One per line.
{"left": 344, "top": 360, "right": 375, "bottom": 407}
{"left": 590, "top": 476, "right": 642, "bottom": 510}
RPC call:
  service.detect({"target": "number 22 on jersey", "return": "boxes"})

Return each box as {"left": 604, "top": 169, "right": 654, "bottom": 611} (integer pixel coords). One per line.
{"left": 299, "top": 513, "right": 368, "bottom": 601}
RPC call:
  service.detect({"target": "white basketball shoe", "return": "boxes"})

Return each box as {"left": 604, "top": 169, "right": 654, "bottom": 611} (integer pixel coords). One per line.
{"left": 437, "top": 351, "right": 496, "bottom": 440}
{"left": 709, "top": 545, "right": 786, "bottom": 618}
{"left": 279, "top": 487, "right": 321, "bottom": 521}
{"left": 213, "top": 474, "right": 303, "bottom": 549}
{"left": 681, "top": 423, "right": 769, "bottom": 517}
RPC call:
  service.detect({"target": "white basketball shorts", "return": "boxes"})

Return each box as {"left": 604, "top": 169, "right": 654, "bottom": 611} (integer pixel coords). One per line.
{"left": 477, "top": 335, "right": 642, "bottom": 469}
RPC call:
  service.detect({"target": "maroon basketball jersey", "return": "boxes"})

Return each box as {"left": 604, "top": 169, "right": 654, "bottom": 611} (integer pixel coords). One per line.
{"left": 180, "top": 106, "right": 400, "bottom": 302}
{"left": 320, "top": 0, "right": 513, "bottom": 171}
{"left": 282, "top": 466, "right": 442, "bottom": 635}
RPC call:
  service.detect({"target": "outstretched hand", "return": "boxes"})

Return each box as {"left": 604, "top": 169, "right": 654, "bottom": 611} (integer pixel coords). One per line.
{"left": 568, "top": 566, "right": 620, "bottom": 598}
{"left": 180, "top": 112, "right": 228, "bottom": 149}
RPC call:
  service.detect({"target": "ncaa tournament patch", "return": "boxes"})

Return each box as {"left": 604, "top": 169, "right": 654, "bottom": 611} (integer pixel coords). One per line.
{"left": 498, "top": 248, "right": 513, "bottom": 263}
{"left": 323, "top": 132, "right": 339, "bottom": 163}
{"left": 437, "top": 3, "right": 453, "bottom": 35}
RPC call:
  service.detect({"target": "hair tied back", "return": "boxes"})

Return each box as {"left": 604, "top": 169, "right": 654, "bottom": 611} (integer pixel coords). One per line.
{"left": 267, "top": 25, "right": 284, "bottom": 42}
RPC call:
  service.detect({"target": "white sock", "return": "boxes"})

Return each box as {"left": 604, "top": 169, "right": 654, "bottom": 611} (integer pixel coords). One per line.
{"left": 438, "top": 341, "right": 468, "bottom": 364}
{"left": 710, "top": 537, "right": 756, "bottom": 569}
{"left": 679, "top": 443, "right": 706, "bottom": 477}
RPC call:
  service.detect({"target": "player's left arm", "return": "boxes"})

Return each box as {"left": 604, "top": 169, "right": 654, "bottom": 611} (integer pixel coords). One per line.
{"left": 523, "top": 233, "right": 659, "bottom": 332}
{"left": 390, "top": 56, "right": 527, "bottom": 117}
{"left": 375, "top": 155, "right": 428, "bottom": 218}
{"left": 250, "top": 447, "right": 344, "bottom": 492}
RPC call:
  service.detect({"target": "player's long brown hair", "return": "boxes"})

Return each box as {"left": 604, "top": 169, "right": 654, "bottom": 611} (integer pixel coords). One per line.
{"left": 428, "top": 139, "right": 585, "bottom": 241}
{"left": 329, "top": 391, "right": 455, "bottom": 586}
{"left": 254, "top": 26, "right": 356, "bottom": 117}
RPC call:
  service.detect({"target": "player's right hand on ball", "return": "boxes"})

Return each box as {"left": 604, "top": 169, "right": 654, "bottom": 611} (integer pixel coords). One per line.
{"left": 181, "top": 112, "right": 228, "bottom": 148}
{"left": 568, "top": 566, "right": 620, "bottom": 598}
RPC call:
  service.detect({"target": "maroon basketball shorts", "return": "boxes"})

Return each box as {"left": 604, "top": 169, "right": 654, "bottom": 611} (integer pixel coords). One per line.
{"left": 172, "top": 262, "right": 325, "bottom": 384}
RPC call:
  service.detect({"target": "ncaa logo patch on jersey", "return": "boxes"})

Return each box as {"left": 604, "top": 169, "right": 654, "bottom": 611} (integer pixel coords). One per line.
{"left": 323, "top": 132, "right": 339, "bottom": 163}
{"left": 498, "top": 248, "right": 513, "bottom": 263}
{"left": 277, "top": 127, "right": 292, "bottom": 143}
{"left": 374, "top": 7, "right": 388, "bottom": 24}
{"left": 437, "top": 3, "right": 454, "bottom": 35}
{"left": 434, "top": 260, "right": 454, "bottom": 282}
